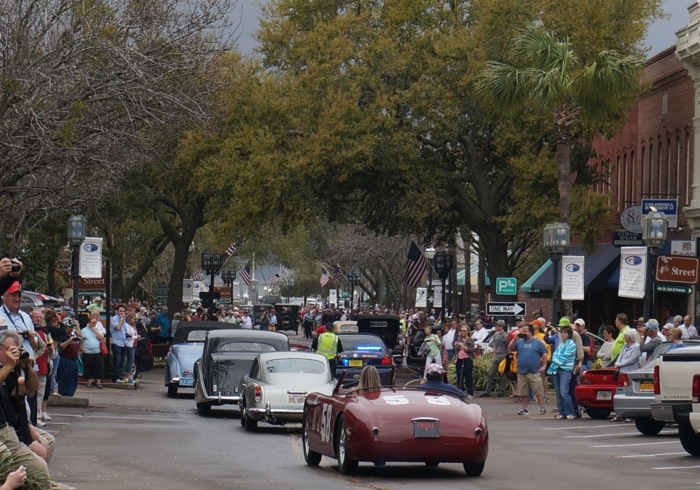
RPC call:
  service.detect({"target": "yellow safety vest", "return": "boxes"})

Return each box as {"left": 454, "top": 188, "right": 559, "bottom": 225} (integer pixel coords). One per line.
{"left": 317, "top": 332, "right": 339, "bottom": 360}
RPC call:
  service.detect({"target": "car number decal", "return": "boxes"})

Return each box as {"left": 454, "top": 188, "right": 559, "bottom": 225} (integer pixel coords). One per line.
{"left": 381, "top": 395, "right": 453, "bottom": 406}
{"left": 320, "top": 404, "right": 333, "bottom": 443}
{"left": 425, "top": 396, "right": 451, "bottom": 406}
{"left": 382, "top": 395, "right": 409, "bottom": 405}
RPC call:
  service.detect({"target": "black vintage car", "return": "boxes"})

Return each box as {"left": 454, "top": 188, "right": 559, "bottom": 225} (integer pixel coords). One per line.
{"left": 274, "top": 303, "right": 300, "bottom": 332}
{"left": 193, "top": 329, "right": 290, "bottom": 414}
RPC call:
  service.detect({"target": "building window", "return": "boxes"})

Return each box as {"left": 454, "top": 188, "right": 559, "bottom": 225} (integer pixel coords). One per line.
{"left": 667, "top": 138, "right": 672, "bottom": 197}
{"left": 631, "top": 150, "right": 636, "bottom": 200}
{"left": 687, "top": 133, "right": 692, "bottom": 206}
{"left": 677, "top": 136, "right": 681, "bottom": 202}
{"left": 657, "top": 141, "right": 662, "bottom": 196}
{"left": 641, "top": 146, "right": 646, "bottom": 196}
{"left": 649, "top": 144, "right": 654, "bottom": 196}
{"left": 617, "top": 155, "right": 621, "bottom": 209}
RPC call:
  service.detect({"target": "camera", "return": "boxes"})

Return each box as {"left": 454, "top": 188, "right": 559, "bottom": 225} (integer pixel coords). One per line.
{"left": 518, "top": 333, "right": 527, "bottom": 339}
{"left": 18, "top": 350, "right": 29, "bottom": 361}
{"left": 10, "top": 261, "right": 20, "bottom": 273}
{"left": 20, "top": 331, "right": 28, "bottom": 338}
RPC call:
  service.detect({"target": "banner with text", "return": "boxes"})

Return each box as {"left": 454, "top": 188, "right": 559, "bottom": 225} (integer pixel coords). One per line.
{"left": 182, "top": 279, "right": 194, "bottom": 303}
{"left": 415, "top": 287, "right": 427, "bottom": 308}
{"left": 561, "top": 255, "right": 585, "bottom": 300}
{"left": 79, "top": 237, "right": 103, "bottom": 279}
{"left": 618, "top": 246, "right": 647, "bottom": 299}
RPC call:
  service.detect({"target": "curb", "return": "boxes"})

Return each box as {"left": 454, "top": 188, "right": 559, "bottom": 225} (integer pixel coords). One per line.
{"left": 47, "top": 396, "right": 89, "bottom": 408}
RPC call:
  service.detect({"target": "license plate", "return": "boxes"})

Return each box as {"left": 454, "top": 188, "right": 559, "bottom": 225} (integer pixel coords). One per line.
{"left": 288, "top": 394, "right": 305, "bottom": 405}
{"left": 639, "top": 382, "right": 654, "bottom": 392}
{"left": 596, "top": 391, "right": 612, "bottom": 400}
{"left": 179, "top": 378, "right": 194, "bottom": 387}
{"left": 349, "top": 359, "right": 363, "bottom": 367}
{"left": 413, "top": 418, "right": 439, "bottom": 438}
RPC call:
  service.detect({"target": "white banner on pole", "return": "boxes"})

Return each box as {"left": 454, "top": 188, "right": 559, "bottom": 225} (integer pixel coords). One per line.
{"left": 182, "top": 279, "right": 194, "bottom": 303}
{"left": 561, "top": 255, "right": 585, "bottom": 300}
{"left": 433, "top": 288, "right": 443, "bottom": 308}
{"left": 79, "top": 237, "right": 103, "bottom": 279}
{"left": 415, "top": 287, "right": 427, "bottom": 307}
{"left": 618, "top": 246, "right": 647, "bottom": 299}
{"left": 329, "top": 289, "right": 337, "bottom": 307}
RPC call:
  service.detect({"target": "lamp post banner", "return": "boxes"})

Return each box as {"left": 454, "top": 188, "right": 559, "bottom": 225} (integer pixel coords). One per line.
{"left": 415, "top": 287, "right": 427, "bottom": 308}
{"left": 618, "top": 246, "right": 647, "bottom": 299}
{"left": 182, "top": 279, "right": 194, "bottom": 303}
{"left": 79, "top": 237, "right": 103, "bottom": 279}
{"left": 561, "top": 255, "right": 585, "bottom": 300}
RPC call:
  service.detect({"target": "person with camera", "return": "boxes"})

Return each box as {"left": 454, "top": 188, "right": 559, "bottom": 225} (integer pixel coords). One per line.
{"left": 81, "top": 316, "right": 105, "bottom": 389}
{"left": 56, "top": 323, "right": 81, "bottom": 397}
{"left": 508, "top": 323, "right": 548, "bottom": 416}
{"left": 111, "top": 305, "right": 128, "bottom": 383}
{"left": 0, "top": 330, "right": 50, "bottom": 484}
{"left": 0, "top": 281, "right": 37, "bottom": 361}
{"left": 454, "top": 324, "right": 475, "bottom": 399}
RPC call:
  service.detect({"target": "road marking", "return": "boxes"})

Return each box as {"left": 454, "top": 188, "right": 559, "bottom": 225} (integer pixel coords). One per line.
{"left": 543, "top": 424, "right": 614, "bottom": 430}
{"left": 652, "top": 465, "right": 700, "bottom": 470}
{"left": 591, "top": 441, "right": 680, "bottom": 448}
{"left": 48, "top": 414, "right": 83, "bottom": 418}
{"left": 619, "top": 452, "right": 686, "bottom": 458}
{"left": 564, "top": 432, "right": 639, "bottom": 438}
{"left": 83, "top": 414, "right": 176, "bottom": 423}
{"left": 44, "top": 422, "right": 71, "bottom": 426}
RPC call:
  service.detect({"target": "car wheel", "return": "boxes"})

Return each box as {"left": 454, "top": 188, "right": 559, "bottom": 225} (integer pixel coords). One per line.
{"left": 679, "top": 421, "right": 700, "bottom": 455}
{"left": 586, "top": 409, "right": 611, "bottom": 420}
{"left": 197, "top": 402, "right": 210, "bottom": 415}
{"left": 336, "top": 415, "right": 358, "bottom": 475}
{"left": 463, "top": 461, "right": 485, "bottom": 477}
{"left": 167, "top": 384, "right": 178, "bottom": 398}
{"left": 243, "top": 402, "right": 258, "bottom": 432}
{"left": 425, "top": 461, "right": 439, "bottom": 468}
{"left": 302, "top": 415, "right": 322, "bottom": 466}
{"left": 633, "top": 417, "right": 665, "bottom": 435}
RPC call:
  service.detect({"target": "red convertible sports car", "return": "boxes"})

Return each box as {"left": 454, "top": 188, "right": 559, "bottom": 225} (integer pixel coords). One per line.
{"left": 302, "top": 382, "right": 488, "bottom": 476}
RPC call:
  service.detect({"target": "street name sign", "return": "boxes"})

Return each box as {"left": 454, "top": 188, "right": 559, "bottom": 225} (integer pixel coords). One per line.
{"left": 496, "top": 277, "right": 517, "bottom": 295}
{"left": 486, "top": 302, "right": 526, "bottom": 316}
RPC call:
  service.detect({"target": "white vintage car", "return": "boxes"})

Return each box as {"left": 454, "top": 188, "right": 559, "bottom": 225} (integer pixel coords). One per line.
{"left": 239, "top": 351, "right": 335, "bottom": 431}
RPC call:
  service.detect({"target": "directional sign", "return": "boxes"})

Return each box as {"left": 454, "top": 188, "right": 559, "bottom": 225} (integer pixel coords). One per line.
{"left": 496, "top": 277, "right": 517, "bottom": 296}
{"left": 486, "top": 302, "right": 526, "bottom": 316}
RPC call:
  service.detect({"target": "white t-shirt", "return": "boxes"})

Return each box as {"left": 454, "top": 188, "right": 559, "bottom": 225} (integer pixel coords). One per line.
{"left": 472, "top": 327, "right": 489, "bottom": 347}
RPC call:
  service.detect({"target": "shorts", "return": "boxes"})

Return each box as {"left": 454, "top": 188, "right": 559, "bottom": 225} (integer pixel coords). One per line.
{"left": 517, "top": 373, "right": 544, "bottom": 397}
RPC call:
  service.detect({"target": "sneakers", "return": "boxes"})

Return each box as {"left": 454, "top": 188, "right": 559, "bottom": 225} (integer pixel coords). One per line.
{"left": 95, "top": 384, "right": 104, "bottom": 389}
{"left": 36, "top": 420, "right": 46, "bottom": 427}
{"left": 554, "top": 414, "right": 565, "bottom": 420}
{"left": 517, "top": 408, "right": 529, "bottom": 415}
{"left": 115, "top": 379, "right": 124, "bottom": 384}
{"left": 41, "top": 412, "right": 51, "bottom": 422}
{"left": 540, "top": 407, "right": 546, "bottom": 415}
{"left": 566, "top": 415, "right": 576, "bottom": 420}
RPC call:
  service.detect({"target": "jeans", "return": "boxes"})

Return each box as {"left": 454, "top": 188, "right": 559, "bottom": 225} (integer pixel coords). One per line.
{"left": 112, "top": 344, "right": 125, "bottom": 381}
{"left": 124, "top": 346, "right": 135, "bottom": 379}
{"left": 50, "top": 355, "right": 60, "bottom": 393}
{"left": 456, "top": 357, "right": 474, "bottom": 395}
{"left": 554, "top": 370, "right": 575, "bottom": 417}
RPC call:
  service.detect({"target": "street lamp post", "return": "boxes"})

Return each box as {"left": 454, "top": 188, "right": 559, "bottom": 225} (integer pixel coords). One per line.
{"left": 201, "top": 251, "right": 225, "bottom": 316}
{"left": 425, "top": 246, "right": 436, "bottom": 315}
{"left": 642, "top": 209, "right": 668, "bottom": 320}
{"left": 433, "top": 251, "right": 454, "bottom": 321}
{"left": 221, "top": 268, "right": 236, "bottom": 306}
{"left": 347, "top": 271, "right": 360, "bottom": 312}
{"left": 67, "top": 215, "right": 88, "bottom": 313}
{"left": 543, "top": 222, "right": 570, "bottom": 322}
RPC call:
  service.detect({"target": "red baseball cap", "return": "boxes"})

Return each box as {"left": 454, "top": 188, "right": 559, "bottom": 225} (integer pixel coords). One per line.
{"left": 6, "top": 281, "right": 20, "bottom": 294}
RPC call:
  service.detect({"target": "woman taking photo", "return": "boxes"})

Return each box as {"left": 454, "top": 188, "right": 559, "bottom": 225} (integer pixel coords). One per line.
{"left": 454, "top": 325, "right": 475, "bottom": 399}
{"left": 56, "top": 323, "right": 81, "bottom": 397}
{"left": 547, "top": 326, "right": 577, "bottom": 420}
{"left": 81, "top": 316, "right": 105, "bottom": 388}
{"left": 123, "top": 312, "right": 138, "bottom": 384}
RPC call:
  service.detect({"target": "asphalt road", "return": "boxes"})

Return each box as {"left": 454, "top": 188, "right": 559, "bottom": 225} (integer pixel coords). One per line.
{"left": 42, "top": 334, "right": 700, "bottom": 489}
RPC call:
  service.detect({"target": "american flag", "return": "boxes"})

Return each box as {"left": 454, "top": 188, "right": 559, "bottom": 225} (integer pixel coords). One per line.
{"left": 270, "top": 273, "right": 282, "bottom": 285}
{"left": 225, "top": 242, "right": 238, "bottom": 257}
{"left": 332, "top": 265, "right": 343, "bottom": 285}
{"left": 239, "top": 263, "right": 252, "bottom": 287}
{"left": 402, "top": 240, "right": 428, "bottom": 287}
{"left": 320, "top": 267, "right": 331, "bottom": 287}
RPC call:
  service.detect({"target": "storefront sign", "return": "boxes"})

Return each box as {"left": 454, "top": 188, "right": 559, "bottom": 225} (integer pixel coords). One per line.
{"left": 671, "top": 240, "right": 696, "bottom": 257}
{"left": 612, "top": 230, "right": 643, "bottom": 247}
{"left": 642, "top": 199, "right": 678, "bottom": 228}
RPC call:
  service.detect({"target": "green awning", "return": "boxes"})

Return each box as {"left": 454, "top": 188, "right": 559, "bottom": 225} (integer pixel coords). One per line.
{"left": 457, "top": 263, "right": 491, "bottom": 287}
{"left": 520, "top": 259, "right": 552, "bottom": 293}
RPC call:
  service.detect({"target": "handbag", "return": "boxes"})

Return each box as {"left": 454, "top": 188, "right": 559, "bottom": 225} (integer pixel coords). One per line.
{"left": 100, "top": 341, "right": 108, "bottom": 355}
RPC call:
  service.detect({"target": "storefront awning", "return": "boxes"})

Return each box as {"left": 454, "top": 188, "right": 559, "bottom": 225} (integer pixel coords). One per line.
{"left": 522, "top": 244, "right": 620, "bottom": 293}
{"left": 457, "top": 263, "right": 491, "bottom": 287}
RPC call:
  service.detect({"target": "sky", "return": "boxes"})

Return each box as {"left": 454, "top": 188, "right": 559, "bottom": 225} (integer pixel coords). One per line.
{"left": 233, "top": 0, "right": 693, "bottom": 57}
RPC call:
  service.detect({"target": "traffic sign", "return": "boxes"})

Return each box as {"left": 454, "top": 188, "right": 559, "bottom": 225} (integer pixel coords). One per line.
{"left": 496, "top": 277, "right": 517, "bottom": 296}
{"left": 486, "top": 302, "right": 526, "bottom": 316}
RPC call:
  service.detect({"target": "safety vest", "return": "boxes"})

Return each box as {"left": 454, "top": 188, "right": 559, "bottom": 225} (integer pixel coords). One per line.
{"left": 317, "top": 332, "right": 339, "bottom": 360}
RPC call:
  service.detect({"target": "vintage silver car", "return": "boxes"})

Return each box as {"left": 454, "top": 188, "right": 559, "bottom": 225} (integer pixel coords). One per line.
{"left": 239, "top": 351, "right": 335, "bottom": 431}
{"left": 194, "top": 329, "right": 290, "bottom": 414}
{"left": 164, "top": 322, "right": 234, "bottom": 397}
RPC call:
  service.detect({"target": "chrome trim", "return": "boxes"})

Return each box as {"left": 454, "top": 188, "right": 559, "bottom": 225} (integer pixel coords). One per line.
{"left": 247, "top": 408, "right": 303, "bottom": 415}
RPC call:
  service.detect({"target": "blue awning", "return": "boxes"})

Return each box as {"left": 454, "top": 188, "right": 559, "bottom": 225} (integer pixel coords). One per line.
{"left": 522, "top": 244, "right": 620, "bottom": 293}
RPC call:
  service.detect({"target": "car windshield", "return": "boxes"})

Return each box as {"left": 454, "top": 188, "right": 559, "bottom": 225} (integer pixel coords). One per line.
{"left": 264, "top": 358, "right": 325, "bottom": 374}
{"left": 186, "top": 331, "right": 208, "bottom": 342}
{"left": 215, "top": 342, "right": 278, "bottom": 353}
{"left": 340, "top": 335, "right": 386, "bottom": 352}
{"left": 646, "top": 341, "right": 700, "bottom": 364}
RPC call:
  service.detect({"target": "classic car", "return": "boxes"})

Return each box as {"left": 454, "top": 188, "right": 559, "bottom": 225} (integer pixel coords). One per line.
{"left": 332, "top": 321, "right": 358, "bottom": 334}
{"left": 274, "top": 303, "right": 300, "bottom": 332}
{"left": 194, "top": 329, "right": 290, "bottom": 414}
{"left": 302, "top": 380, "right": 488, "bottom": 475}
{"left": 164, "top": 321, "right": 234, "bottom": 397}
{"left": 356, "top": 315, "right": 403, "bottom": 364}
{"left": 336, "top": 333, "right": 396, "bottom": 385}
{"left": 239, "top": 351, "right": 336, "bottom": 431}
{"left": 614, "top": 340, "right": 700, "bottom": 434}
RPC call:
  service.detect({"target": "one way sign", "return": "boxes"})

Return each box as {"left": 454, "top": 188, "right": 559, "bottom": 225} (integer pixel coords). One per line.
{"left": 486, "top": 302, "right": 526, "bottom": 316}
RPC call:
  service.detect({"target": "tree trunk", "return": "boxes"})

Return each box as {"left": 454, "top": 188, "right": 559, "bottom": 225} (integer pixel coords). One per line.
{"left": 121, "top": 235, "right": 171, "bottom": 300}
{"left": 557, "top": 139, "right": 571, "bottom": 223}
